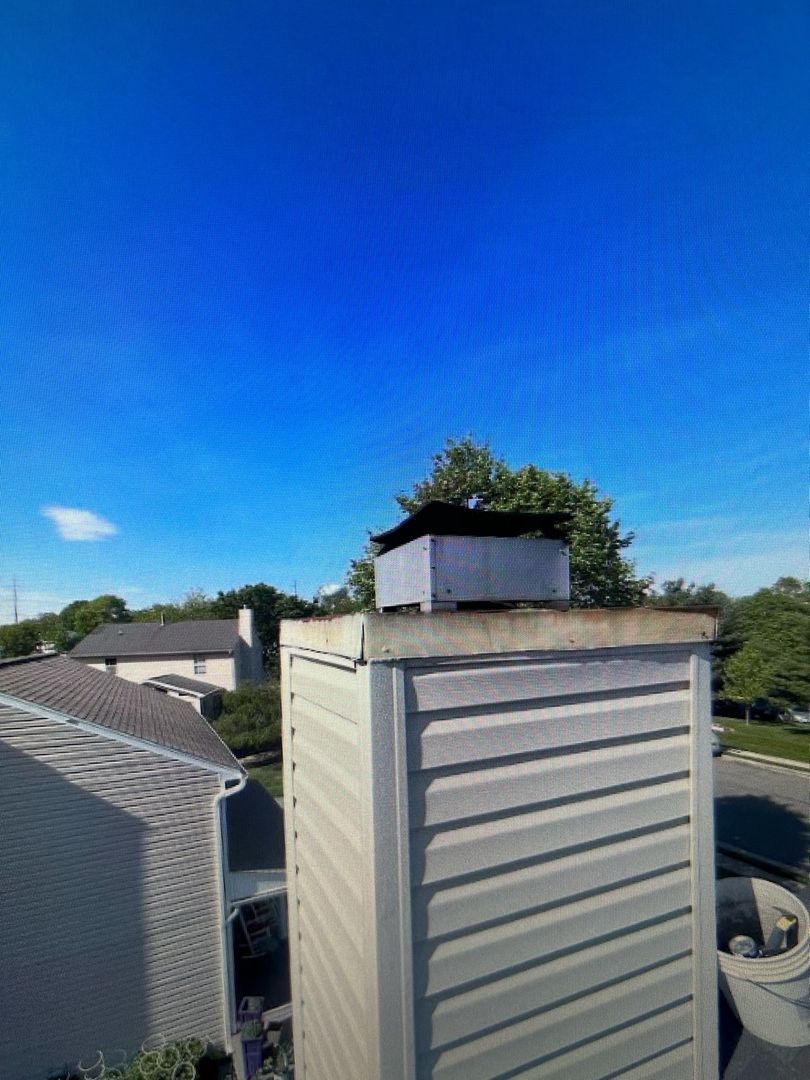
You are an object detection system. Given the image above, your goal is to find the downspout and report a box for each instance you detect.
[215,770,248,1052]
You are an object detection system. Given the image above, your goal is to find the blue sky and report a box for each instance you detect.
[0,2,806,621]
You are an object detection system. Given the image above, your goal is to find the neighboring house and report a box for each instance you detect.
[70,607,263,698]
[0,654,287,1080]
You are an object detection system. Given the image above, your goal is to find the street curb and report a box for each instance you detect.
[722,748,809,773]
[716,842,809,885]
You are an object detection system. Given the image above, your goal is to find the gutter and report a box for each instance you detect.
[215,770,248,1050]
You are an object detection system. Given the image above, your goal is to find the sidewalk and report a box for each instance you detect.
[722,747,809,772]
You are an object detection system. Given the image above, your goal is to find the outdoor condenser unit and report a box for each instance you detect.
[280,511,719,1080]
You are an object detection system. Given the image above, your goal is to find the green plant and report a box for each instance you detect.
[59,1038,211,1080]
[240,1021,264,1040]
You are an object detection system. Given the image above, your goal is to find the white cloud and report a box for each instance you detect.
[317,581,344,597]
[42,506,119,542]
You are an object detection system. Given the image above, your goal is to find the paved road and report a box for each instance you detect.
[714,755,809,873]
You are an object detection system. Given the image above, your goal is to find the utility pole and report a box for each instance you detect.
[12,579,18,624]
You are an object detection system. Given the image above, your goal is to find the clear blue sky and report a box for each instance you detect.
[1,2,806,621]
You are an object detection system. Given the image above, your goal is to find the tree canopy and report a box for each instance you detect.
[348,436,650,608]
[720,581,809,710]
[132,584,316,672]
[0,622,41,659]
[723,644,775,723]
[646,578,731,611]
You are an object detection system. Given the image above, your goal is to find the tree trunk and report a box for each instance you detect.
[745,703,750,725]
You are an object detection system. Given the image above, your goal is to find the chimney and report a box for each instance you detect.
[238,606,255,648]
[238,606,262,683]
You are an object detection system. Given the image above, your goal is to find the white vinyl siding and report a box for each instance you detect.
[405,649,698,1079]
[0,705,226,1080]
[283,654,369,1080]
[83,653,236,690]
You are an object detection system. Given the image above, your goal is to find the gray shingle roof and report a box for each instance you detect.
[0,654,242,773]
[144,673,225,696]
[70,619,240,658]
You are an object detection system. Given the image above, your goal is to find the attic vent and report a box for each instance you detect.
[372,501,571,612]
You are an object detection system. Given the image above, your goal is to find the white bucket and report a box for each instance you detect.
[716,877,810,1047]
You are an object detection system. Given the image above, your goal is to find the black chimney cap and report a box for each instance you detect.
[371,501,571,554]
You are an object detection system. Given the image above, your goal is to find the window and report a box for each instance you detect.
[193,656,207,674]
[104,657,117,674]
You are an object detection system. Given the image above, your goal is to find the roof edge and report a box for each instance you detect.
[0,688,244,779]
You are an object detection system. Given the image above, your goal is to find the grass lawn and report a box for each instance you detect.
[715,716,810,765]
[247,762,284,797]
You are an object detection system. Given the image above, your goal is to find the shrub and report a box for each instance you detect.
[214,680,281,756]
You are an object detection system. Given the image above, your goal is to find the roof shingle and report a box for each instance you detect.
[144,673,225,696]
[70,619,240,658]
[0,654,241,773]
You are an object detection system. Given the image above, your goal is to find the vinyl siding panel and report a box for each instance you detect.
[506,1007,694,1080]
[406,652,699,1079]
[85,654,237,690]
[425,958,694,1080]
[286,654,369,1080]
[415,867,693,999]
[0,706,226,1080]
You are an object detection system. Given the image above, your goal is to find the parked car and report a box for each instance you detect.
[712,733,723,757]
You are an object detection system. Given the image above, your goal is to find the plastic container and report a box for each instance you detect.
[242,1034,264,1077]
[238,995,264,1024]
[716,877,810,1046]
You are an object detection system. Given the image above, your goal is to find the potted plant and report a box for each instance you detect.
[198,1044,233,1080]
[241,1020,265,1078]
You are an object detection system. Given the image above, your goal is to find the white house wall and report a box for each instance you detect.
[83,654,237,690]
[0,704,227,1080]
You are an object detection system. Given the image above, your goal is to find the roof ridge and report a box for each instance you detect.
[0,652,53,669]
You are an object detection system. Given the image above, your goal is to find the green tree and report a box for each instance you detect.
[214,679,282,756]
[32,611,63,646]
[348,436,649,608]
[130,588,218,624]
[647,579,734,690]
[721,582,809,710]
[60,594,131,647]
[130,583,316,673]
[723,645,774,724]
[0,622,41,658]
[211,584,316,672]
[647,578,731,610]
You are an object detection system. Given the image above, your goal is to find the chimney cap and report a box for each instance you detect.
[371,501,570,555]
